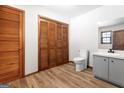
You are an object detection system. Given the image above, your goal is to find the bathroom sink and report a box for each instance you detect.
[105,53,120,56]
[93,52,124,59]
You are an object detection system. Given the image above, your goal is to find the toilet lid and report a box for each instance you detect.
[73,57,85,61]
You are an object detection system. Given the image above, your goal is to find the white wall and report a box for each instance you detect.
[70,5,124,66]
[12,5,70,75]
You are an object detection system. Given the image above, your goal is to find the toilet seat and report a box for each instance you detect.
[73,57,85,61]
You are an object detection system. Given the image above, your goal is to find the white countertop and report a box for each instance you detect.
[93,52,124,60]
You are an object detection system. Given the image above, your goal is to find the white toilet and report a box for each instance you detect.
[73,49,88,72]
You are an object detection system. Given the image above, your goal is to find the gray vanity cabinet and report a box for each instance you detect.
[109,58,124,86]
[93,55,124,87]
[93,56,109,80]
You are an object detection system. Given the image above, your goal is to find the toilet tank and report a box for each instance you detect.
[79,49,88,69]
[79,49,88,59]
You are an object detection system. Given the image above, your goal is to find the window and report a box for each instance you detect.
[101,31,112,44]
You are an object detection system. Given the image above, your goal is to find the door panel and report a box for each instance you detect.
[56,24,63,40]
[63,49,68,63]
[56,49,63,65]
[0,41,19,52]
[63,41,68,48]
[40,21,48,48]
[48,22,57,67]
[39,20,49,70]
[56,24,63,48]
[0,19,19,41]
[0,6,24,83]
[62,25,68,63]
[63,26,68,41]
[0,10,19,22]
[48,22,56,48]
[63,25,68,47]
[0,52,19,76]
[40,49,48,70]
[49,49,56,67]
[56,24,64,65]
[57,41,63,48]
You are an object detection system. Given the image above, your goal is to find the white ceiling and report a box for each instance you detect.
[41,5,102,19]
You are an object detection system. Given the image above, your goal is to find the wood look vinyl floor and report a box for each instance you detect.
[7,63,117,88]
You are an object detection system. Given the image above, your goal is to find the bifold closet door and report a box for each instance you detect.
[56,23,64,65]
[62,25,69,63]
[48,22,57,68]
[56,24,69,65]
[0,6,24,83]
[38,16,69,71]
[39,20,49,70]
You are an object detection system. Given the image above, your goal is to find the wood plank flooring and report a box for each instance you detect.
[7,63,117,88]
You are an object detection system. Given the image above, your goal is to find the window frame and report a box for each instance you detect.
[101,31,112,44]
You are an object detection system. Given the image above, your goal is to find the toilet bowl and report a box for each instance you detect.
[73,50,88,72]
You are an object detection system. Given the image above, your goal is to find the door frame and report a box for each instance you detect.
[0,5,25,78]
[38,16,40,71]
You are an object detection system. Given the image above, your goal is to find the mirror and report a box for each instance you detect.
[98,17,124,50]
[101,31,112,44]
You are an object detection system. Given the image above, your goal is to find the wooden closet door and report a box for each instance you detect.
[62,25,69,63]
[39,20,49,70]
[56,23,63,65]
[48,22,57,68]
[38,16,69,71]
[0,6,24,83]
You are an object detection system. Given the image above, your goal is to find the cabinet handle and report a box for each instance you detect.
[111,60,114,63]
[104,59,106,61]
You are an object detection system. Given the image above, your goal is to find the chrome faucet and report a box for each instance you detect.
[108,49,114,53]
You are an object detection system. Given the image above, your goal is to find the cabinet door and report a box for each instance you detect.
[93,56,109,80]
[109,58,124,86]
